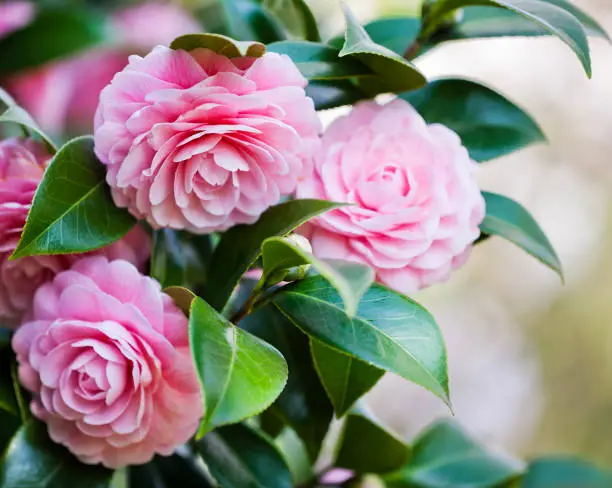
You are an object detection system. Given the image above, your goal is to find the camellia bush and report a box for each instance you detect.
[1,0,611,487]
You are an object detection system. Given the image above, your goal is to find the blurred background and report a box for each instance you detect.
[2,0,612,467]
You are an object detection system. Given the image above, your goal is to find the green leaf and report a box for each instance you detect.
[401,78,545,162]
[264,0,321,42]
[11,136,136,259]
[383,420,524,488]
[306,80,367,110]
[197,423,293,488]
[151,230,212,289]
[221,0,287,43]
[0,329,10,349]
[189,297,288,435]
[335,408,411,474]
[0,7,106,75]
[242,305,333,462]
[170,33,266,58]
[421,0,592,76]
[0,420,112,488]
[339,2,426,94]
[202,199,343,312]
[164,286,196,316]
[480,192,563,279]
[310,340,383,417]
[262,236,374,316]
[0,88,56,153]
[272,276,450,406]
[0,348,18,417]
[520,457,612,488]
[129,454,213,488]
[267,41,370,80]
[0,410,20,456]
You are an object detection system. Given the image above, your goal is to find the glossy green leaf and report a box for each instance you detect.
[197,423,292,488]
[339,2,426,93]
[151,230,212,289]
[0,88,56,153]
[12,136,136,259]
[189,297,288,435]
[364,17,421,55]
[202,199,342,312]
[262,236,374,316]
[0,8,106,75]
[0,420,112,488]
[306,80,366,110]
[221,0,286,43]
[335,408,410,474]
[421,0,592,76]
[267,41,369,80]
[170,33,266,58]
[401,78,545,162]
[384,420,524,488]
[311,340,384,417]
[129,454,213,488]
[272,276,450,406]
[264,0,321,42]
[480,192,563,279]
[242,305,333,461]
[520,457,612,488]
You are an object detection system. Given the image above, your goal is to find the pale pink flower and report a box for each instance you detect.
[297,99,485,294]
[12,256,202,468]
[5,2,200,134]
[94,46,321,233]
[0,1,33,38]
[0,138,150,327]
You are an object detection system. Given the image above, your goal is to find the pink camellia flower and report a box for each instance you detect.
[94,46,321,233]
[0,1,33,38]
[12,256,202,468]
[0,138,150,326]
[297,99,485,294]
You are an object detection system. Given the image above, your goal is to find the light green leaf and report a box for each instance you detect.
[262,236,374,316]
[384,420,524,487]
[272,276,450,406]
[421,0,592,76]
[520,457,612,488]
[339,2,426,93]
[189,297,288,435]
[311,340,383,417]
[401,78,545,162]
[335,408,410,474]
[12,136,136,259]
[264,0,321,42]
[202,199,343,312]
[0,420,112,488]
[197,423,293,488]
[480,192,563,279]
[170,33,266,58]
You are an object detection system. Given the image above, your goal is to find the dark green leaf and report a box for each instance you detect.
[421,0,592,76]
[0,347,18,417]
[339,3,426,93]
[520,457,612,488]
[129,454,213,488]
[0,420,112,488]
[267,41,370,80]
[12,136,136,259]
[151,230,212,289]
[336,408,410,474]
[480,192,563,279]
[197,423,292,488]
[305,80,367,110]
[262,237,374,316]
[0,8,106,75]
[202,199,342,312]
[220,0,287,43]
[0,410,20,455]
[401,78,545,162]
[264,0,321,42]
[0,329,10,348]
[383,420,524,488]
[170,33,266,58]
[311,341,383,417]
[242,305,333,462]
[272,276,450,406]
[189,297,288,435]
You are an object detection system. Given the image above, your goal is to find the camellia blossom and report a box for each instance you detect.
[0,138,150,326]
[94,46,321,233]
[12,257,202,468]
[297,99,485,294]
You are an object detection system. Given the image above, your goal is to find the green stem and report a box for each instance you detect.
[230,276,266,324]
